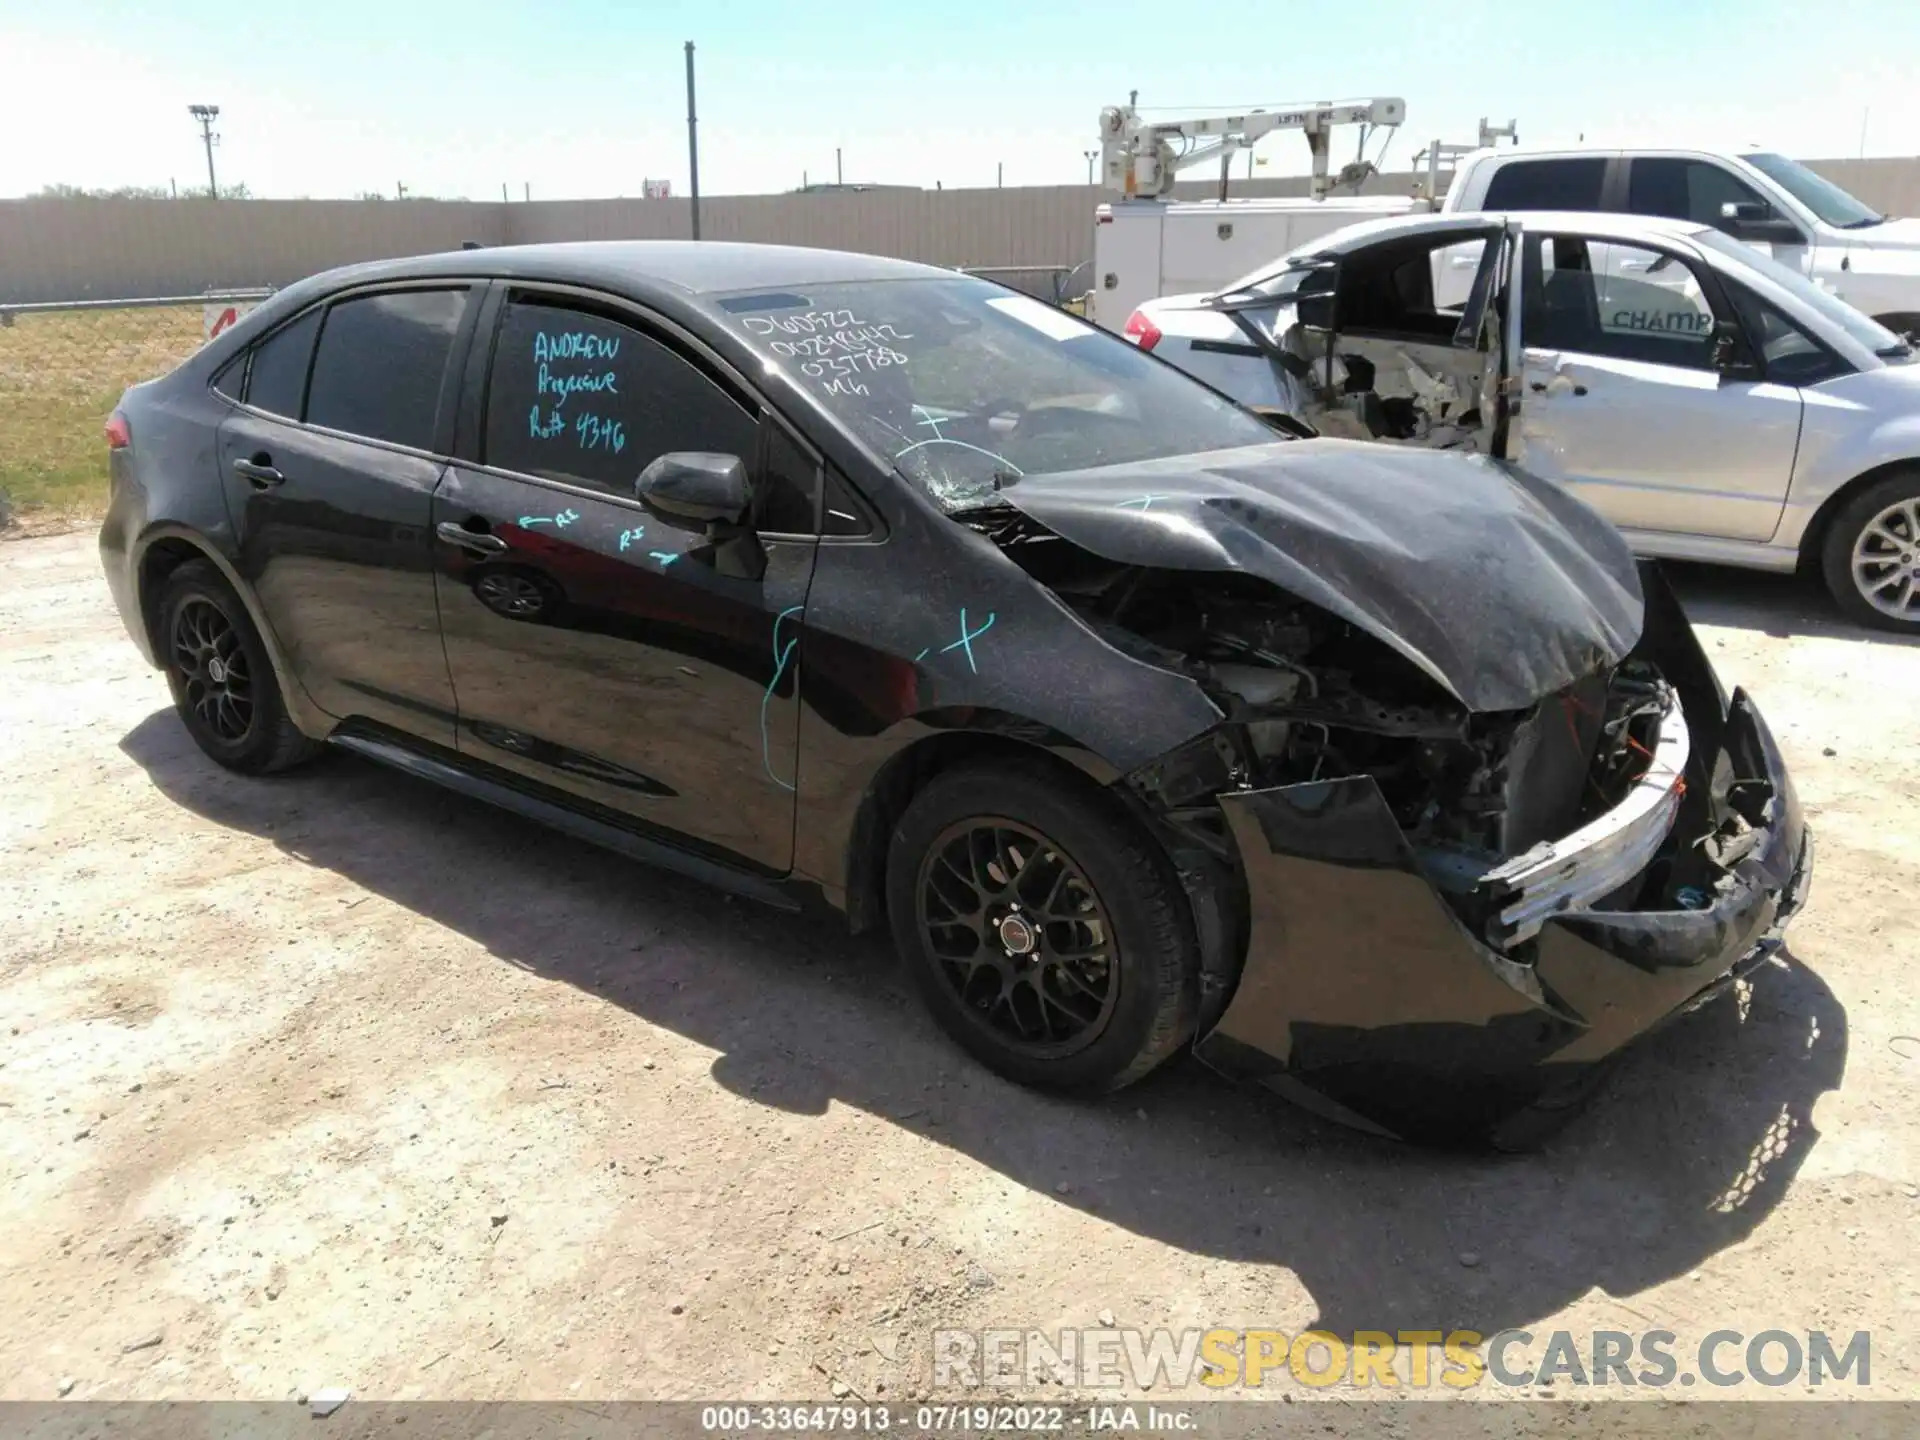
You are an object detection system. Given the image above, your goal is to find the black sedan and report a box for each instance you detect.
[99,242,1812,1146]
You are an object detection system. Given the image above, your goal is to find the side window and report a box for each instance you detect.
[483,296,759,497]
[1526,236,1719,369]
[1481,158,1607,212]
[1627,158,1768,227]
[1723,282,1850,386]
[821,467,872,537]
[242,307,323,419]
[306,289,468,450]
[759,423,820,534]
[1336,234,1488,340]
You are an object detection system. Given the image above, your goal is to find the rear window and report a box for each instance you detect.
[242,308,322,419]
[306,289,468,450]
[1482,157,1606,212]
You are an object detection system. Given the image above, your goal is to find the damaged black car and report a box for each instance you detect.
[99,242,1813,1147]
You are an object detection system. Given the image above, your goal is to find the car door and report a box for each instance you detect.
[216,284,479,745]
[1623,155,1811,274]
[1505,232,1802,542]
[431,283,823,875]
[1434,155,1617,314]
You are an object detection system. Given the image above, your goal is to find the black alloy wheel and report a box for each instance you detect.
[171,595,255,743]
[886,760,1199,1095]
[916,818,1120,1059]
[157,559,321,774]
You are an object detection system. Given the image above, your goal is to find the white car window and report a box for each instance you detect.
[1525,236,1718,370]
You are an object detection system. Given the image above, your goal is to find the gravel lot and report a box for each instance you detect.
[2,528,1916,1404]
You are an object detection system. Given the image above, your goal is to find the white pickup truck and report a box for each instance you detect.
[1092,145,1920,335]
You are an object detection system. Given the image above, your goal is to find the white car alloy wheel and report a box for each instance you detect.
[1850,496,1920,621]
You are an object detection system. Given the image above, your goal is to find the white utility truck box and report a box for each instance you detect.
[1089,194,1429,332]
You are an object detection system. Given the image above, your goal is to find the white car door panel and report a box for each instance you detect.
[1511,350,1801,540]
[1508,234,1801,543]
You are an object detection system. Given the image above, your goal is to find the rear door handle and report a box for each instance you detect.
[435,521,508,555]
[232,457,284,487]
[1529,380,1590,396]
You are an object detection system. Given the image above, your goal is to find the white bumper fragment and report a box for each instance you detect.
[1483,687,1691,946]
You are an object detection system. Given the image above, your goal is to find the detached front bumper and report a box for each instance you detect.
[1192,585,1812,1146]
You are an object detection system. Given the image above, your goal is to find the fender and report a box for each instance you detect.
[130,521,337,740]
[811,708,1125,928]
[1777,379,1920,552]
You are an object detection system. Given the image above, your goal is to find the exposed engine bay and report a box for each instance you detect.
[965,505,1763,952]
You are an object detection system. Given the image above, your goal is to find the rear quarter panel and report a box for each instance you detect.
[101,371,242,657]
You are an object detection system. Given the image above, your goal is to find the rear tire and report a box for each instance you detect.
[158,560,321,774]
[1818,469,1920,633]
[885,759,1198,1094]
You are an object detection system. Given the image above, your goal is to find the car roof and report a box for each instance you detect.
[1211,209,1716,297]
[201,240,965,368]
[1461,143,1771,162]
[297,240,952,300]
[1302,209,1715,257]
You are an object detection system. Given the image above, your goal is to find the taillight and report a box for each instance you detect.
[104,411,131,450]
[1123,309,1162,352]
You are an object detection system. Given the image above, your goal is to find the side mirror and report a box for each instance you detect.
[1717,200,1803,245]
[633,452,765,580]
[1711,321,1759,378]
[635,452,753,528]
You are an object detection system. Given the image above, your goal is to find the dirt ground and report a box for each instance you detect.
[1,528,1916,1406]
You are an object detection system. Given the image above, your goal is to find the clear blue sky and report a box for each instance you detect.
[4,0,1917,199]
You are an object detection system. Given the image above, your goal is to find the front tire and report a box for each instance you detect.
[159,560,321,774]
[1819,470,1920,633]
[885,759,1198,1094]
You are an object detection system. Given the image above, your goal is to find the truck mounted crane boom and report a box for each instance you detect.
[1098,97,1408,201]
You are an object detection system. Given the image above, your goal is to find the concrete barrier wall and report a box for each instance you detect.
[4,159,1916,304]
[0,199,507,303]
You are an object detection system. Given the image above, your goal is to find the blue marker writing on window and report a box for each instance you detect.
[533,332,621,363]
[649,551,680,568]
[537,365,619,406]
[618,526,646,552]
[574,414,627,453]
[528,405,566,440]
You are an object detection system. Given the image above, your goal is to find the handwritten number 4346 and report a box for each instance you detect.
[527,405,626,454]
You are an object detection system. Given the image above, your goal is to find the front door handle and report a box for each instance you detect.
[436,521,509,555]
[232,457,284,487]
[1529,380,1590,395]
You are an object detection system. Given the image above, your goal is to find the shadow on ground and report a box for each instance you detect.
[121,701,1846,1341]
[1666,559,1920,648]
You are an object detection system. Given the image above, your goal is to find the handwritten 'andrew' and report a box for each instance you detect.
[533,331,621,362]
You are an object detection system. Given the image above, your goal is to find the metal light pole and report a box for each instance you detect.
[684,42,702,240]
[1083,149,1098,184]
[188,104,221,199]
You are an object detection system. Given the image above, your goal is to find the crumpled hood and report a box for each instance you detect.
[983,438,1645,713]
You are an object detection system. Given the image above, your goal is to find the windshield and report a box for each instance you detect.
[1692,229,1911,360]
[1740,152,1884,229]
[716,279,1278,509]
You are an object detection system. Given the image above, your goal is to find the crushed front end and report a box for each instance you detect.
[1113,560,1812,1145]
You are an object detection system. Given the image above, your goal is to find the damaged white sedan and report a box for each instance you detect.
[1126,210,1920,632]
